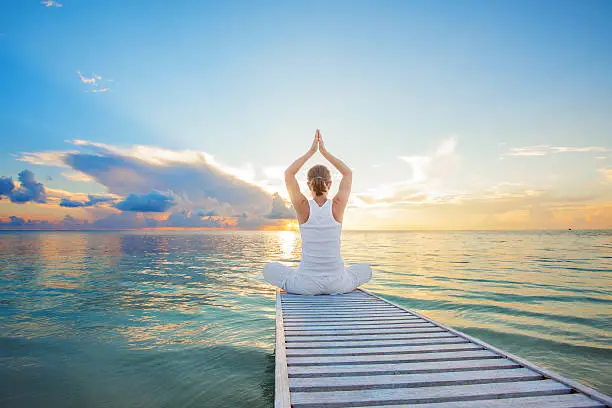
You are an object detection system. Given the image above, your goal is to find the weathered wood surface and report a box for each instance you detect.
[274,288,612,408]
[274,291,291,408]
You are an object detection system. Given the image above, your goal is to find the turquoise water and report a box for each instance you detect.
[1,230,610,407]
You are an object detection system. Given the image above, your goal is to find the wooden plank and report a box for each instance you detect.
[284,323,435,331]
[285,332,455,342]
[282,301,395,307]
[282,296,376,299]
[285,327,446,336]
[284,315,421,322]
[288,358,519,376]
[283,311,404,317]
[287,337,466,349]
[274,291,290,408]
[285,322,431,329]
[284,318,425,324]
[282,297,382,301]
[287,343,482,357]
[282,306,399,312]
[285,319,421,325]
[282,293,367,299]
[281,293,370,298]
[281,299,384,303]
[361,289,612,407]
[289,379,570,406]
[290,367,542,391]
[282,302,385,307]
[283,308,399,313]
[284,300,373,303]
[287,349,493,365]
[283,304,403,310]
[284,312,403,317]
[361,394,606,408]
[282,302,387,307]
[281,292,368,296]
[283,311,414,318]
[282,293,367,297]
[282,300,397,307]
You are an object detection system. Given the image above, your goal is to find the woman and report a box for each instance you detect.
[263,129,372,295]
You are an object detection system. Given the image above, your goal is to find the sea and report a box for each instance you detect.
[1,230,610,407]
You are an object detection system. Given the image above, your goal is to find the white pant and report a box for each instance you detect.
[263,262,372,295]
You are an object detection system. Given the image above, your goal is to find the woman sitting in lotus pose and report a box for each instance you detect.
[263,129,372,295]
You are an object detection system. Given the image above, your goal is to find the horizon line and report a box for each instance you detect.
[0,228,610,232]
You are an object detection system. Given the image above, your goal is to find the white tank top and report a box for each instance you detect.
[298,198,344,276]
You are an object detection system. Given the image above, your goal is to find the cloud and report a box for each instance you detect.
[398,156,430,183]
[66,139,258,180]
[399,136,458,184]
[62,215,80,226]
[0,216,52,229]
[164,210,228,228]
[0,163,290,229]
[114,190,176,212]
[0,170,47,204]
[356,137,460,208]
[41,1,62,7]
[42,140,275,215]
[92,212,157,229]
[197,209,217,217]
[348,178,612,230]
[43,187,116,206]
[257,165,291,198]
[435,137,458,157]
[59,194,115,208]
[235,213,272,229]
[87,195,115,205]
[599,168,612,182]
[265,192,295,219]
[2,216,25,226]
[421,184,611,229]
[505,145,610,157]
[85,209,233,229]
[262,166,285,180]
[0,177,15,196]
[9,141,299,228]
[1,168,118,211]
[61,171,94,182]
[85,88,110,94]
[352,183,434,208]
[59,198,88,208]
[77,72,111,93]
[77,71,102,85]
[17,150,73,167]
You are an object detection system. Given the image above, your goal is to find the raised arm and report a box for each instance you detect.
[284,132,318,223]
[318,131,352,222]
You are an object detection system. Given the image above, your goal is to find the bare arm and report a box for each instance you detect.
[319,132,352,222]
[284,133,318,223]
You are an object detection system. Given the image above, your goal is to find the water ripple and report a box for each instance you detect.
[0,229,611,406]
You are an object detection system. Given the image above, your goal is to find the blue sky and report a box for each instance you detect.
[1,0,611,229]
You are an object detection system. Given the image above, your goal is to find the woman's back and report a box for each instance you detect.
[299,199,343,275]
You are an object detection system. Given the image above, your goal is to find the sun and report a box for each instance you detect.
[259,219,299,231]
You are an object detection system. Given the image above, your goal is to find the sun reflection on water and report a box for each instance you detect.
[277,230,298,260]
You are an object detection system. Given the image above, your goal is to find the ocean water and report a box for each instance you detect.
[0,230,610,407]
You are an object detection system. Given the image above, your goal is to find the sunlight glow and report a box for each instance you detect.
[277,230,298,259]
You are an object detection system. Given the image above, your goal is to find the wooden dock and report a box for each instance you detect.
[274,289,612,408]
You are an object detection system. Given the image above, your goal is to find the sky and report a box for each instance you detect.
[1,0,611,230]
